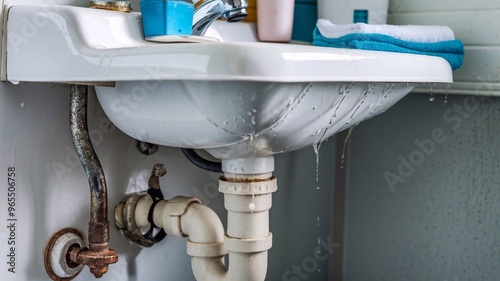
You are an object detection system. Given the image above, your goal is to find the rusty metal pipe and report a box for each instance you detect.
[69,85,118,278]
[70,85,109,251]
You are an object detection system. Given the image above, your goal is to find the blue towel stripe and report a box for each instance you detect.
[312,27,464,70]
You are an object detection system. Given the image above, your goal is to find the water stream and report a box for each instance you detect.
[313,143,321,190]
[444,84,451,104]
[341,127,354,169]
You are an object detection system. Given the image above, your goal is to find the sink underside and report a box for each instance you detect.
[4,5,453,159]
[96,81,415,159]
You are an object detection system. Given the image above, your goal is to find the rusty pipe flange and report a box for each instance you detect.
[76,248,119,278]
[44,228,85,281]
[89,0,132,12]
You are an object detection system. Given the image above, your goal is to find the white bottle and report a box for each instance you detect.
[257,0,295,42]
[318,0,389,24]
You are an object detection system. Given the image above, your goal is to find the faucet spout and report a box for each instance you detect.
[192,0,248,36]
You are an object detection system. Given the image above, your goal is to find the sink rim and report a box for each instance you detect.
[5,5,453,84]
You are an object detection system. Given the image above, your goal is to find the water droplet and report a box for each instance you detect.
[334,94,346,117]
[444,84,451,104]
[313,143,321,188]
[312,129,321,137]
[249,193,255,213]
[20,102,24,108]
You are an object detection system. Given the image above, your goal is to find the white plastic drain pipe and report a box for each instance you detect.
[134,157,277,281]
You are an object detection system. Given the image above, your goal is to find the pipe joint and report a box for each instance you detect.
[224,193,272,213]
[187,240,228,257]
[153,196,202,237]
[88,222,110,250]
[224,233,273,253]
[219,178,278,195]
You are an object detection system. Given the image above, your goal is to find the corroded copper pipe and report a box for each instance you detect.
[69,85,118,278]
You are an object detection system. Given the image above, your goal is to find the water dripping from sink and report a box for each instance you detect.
[444,84,451,104]
[315,84,353,155]
[350,91,369,119]
[255,83,313,138]
[340,127,354,169]
[429,84,435,102]
[334,84,351,117]
[352,84,374,118]
[315,237,323,260]
[313,143,321,190]
[249,193,255,214]
[334,95,346,117]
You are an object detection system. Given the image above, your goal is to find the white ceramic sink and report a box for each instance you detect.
[4,5,453,160]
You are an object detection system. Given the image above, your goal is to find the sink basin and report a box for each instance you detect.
[4,5,453,160]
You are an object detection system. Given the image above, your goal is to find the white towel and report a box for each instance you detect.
[317,19,456,43]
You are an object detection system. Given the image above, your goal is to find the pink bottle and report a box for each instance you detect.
[257,0,295,42]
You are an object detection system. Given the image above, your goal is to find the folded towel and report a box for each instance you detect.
[313,21,464,70]
[316,19,456,43]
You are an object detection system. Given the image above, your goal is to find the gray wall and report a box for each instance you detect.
[0,81,335,281]
[345,93,500,281]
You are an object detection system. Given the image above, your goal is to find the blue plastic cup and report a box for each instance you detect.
[140,0,194,37]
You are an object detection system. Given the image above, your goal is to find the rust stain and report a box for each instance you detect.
[220,176,275,183]
[89,1,132,12]
[75,248,119,278]
[44,228,84,281]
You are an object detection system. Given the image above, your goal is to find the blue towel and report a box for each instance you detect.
[312,27,464,70]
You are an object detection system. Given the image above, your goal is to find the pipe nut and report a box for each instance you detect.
[154,197,202,237]
[186,240,228,257]
[224,233,273,253]
[219,178,277,195]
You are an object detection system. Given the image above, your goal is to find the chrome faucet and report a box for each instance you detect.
[192,0,248,36]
